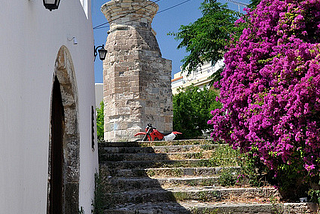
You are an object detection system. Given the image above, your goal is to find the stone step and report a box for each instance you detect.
[99,140,215,148]
[100,158,236,169]
[104,201,318,214]
[100,151,213,162]
[102,176,219,192]
[100,146,156,154]
[99,144,219,154]
[182,201,275,214]
[104,202,274,214]
[101,166,240,178]
[97,140,290,213]
[104,187,278,206]
[157,176,218,188]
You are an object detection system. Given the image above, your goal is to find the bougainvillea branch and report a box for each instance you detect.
[208,0,320,179]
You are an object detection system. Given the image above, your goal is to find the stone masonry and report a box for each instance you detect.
[101,0,173,141]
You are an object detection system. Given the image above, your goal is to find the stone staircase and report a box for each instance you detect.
[98,140,317,214]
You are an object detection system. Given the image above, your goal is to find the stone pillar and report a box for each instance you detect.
[101,0,173,142]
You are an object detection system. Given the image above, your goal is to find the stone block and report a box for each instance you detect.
[64,183,79,214]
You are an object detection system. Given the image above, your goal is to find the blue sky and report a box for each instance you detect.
[92,0,250,83]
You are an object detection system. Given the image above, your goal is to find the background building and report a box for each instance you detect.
[171,60,224,94]
[95,83,104,108]
[0,1,98,213]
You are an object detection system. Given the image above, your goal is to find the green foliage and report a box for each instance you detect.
[218,168,237,186]
[205,144,272,187]
[239,151,270,187]
[270,195,284,214]
[173,85,221,139]
[171,0,241,74]
[308,176,320,204]
[308,188,320,204]
[171,0,262,84]
[273,165,309,201]
[190,207,219,214]
[91,173,105,214]
[248,0,261,9]
[208,64,225,85]
[96,101,104,141]
[210,144,240,167]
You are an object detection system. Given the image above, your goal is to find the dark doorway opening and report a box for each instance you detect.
[49,76,65,214]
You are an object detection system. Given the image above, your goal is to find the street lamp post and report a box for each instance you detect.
[94,45,107,61]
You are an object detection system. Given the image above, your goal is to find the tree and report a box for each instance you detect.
[172,0,260,82]
[248,0,260,9]
[208,0,320,199]
[172,0,240,74]
[173,85,221,139]
[96,101,104,141]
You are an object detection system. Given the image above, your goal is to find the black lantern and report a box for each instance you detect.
[43,0,61,11]
[94,45,107,61]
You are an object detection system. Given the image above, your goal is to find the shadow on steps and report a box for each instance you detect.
[98,141,193,214]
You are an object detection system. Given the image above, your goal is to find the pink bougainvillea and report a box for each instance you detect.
[209,0,320,178]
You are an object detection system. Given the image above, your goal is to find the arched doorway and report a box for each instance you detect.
[49,76,64,214]
[47,46,80,214]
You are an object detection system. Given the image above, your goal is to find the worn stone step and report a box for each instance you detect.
[99,140,214,148]
[101,166,240,178]
[157,176,218,188]
[154,144,219,153]
[100,159,207,169]
[100,146,156,154]
[100,158,236,169]
[102,176,219,192]
[100,151,213,162]
[146,166,241,178]
[104,201,319,214]
[104,187,278,206]
[99,144,219,154]
[181,201,275,214]
[104,201,276,214]
[103,202,195,214]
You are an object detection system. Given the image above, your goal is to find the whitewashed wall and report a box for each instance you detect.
[95,83,104,108]
[0,0,98,213]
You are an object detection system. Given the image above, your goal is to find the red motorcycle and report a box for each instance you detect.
[134,124,182,141]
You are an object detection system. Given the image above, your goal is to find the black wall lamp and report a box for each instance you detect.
[43,0,61,11]
[94,45,107,61]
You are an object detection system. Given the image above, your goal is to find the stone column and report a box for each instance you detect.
[101,0,173,141]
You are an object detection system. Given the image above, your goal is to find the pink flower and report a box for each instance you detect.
[209,0,320,181]
[305,164,315,172]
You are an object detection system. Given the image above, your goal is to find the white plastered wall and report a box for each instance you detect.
[0,0,98,213]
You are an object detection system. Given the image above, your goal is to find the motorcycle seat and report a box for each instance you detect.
[161,132,172,135]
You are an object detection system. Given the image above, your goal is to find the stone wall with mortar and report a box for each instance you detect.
[101,0,173,141]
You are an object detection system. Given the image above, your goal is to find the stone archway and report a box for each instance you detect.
[47,46,80,214]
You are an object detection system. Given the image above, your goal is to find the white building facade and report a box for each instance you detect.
[0,1,98,213]
[95,83,103,108]
[171,60,224,94]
